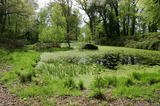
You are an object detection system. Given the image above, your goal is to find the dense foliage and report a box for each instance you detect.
[0,0,160,49]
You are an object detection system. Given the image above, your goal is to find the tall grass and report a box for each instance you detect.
[90,71,160,101]
[37,62,105,79]
[0,49,82,106]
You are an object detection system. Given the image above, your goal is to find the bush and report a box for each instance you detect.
[91,76,105,89]
[87,89,105,99]
[132,72,160,85]
[148,40,160,50]
[82,44,98,50]
[132,72,141,80]
[118,78,134,87]
[20,71,35,83]
[103,76,118,87]
[64,77,76,89]
[30,42,61,51]
[126,32,160,51]
[78,79,85,90]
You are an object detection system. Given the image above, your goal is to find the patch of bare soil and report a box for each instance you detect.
[0,83,25,106]
[55,90,160,106]
[0,65,13,73]
[55,95,160,106]
[0,65,26,106]
[56,95,102,106]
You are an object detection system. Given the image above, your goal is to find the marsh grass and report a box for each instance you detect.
[37,62,105,79]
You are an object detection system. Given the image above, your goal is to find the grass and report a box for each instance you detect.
[0,44,160,105]
[0,49,82,104]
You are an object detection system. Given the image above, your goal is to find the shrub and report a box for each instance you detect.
[20,70,35,83]
[87,89,105,100]
[118,78,134,87]
[103,76,118,87]
[132,72,141,80]
[30,42,61,51]
[78,79,85,90]
[126,32,160,51]
[91,76,105,89]
[82,44,98,50]
[148,40,160,50]
[132,72,160,85]
[64,77,76,89]
[20,72,33,83]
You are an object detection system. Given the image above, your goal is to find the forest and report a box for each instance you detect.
[0,0,160,105]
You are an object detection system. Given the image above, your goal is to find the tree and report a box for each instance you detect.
[139,0,160,32]
[75,0,97,38]
[38,6,65,43]
[0,0,37,40]
[37,1,81,45]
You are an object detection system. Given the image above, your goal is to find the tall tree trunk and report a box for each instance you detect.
[112,2,120,36]
[142,23,146,34]
[1,14,6,32]
[149,22,157,32]
[88,15,94,38]
[127,15,130,36]
[109,10,113,37]
[131,0,136,36]
[66,0,71,48]
[98,9,108,37]
[127,0,130,36]
[123,17,126,36]
[15,21,18,38]
[148,23,151,32]
[103,20,108,37]
[131,15,136,35]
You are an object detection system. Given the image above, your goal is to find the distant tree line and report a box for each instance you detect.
[0,0,160,46]
[76,0,160,41]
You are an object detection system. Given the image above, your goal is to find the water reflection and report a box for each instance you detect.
[78,55,140,69]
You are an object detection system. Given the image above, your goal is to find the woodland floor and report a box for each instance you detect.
[0,83,25,106]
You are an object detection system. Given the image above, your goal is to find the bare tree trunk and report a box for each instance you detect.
[112,1,120,36]
[123,17,126,36]
[127,14,130,36]
[131,0,136,36]
[131,16,135,35]
[67,0,71,48]
[2,14,6,32]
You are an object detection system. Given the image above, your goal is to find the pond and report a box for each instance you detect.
[77,53,158,69]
